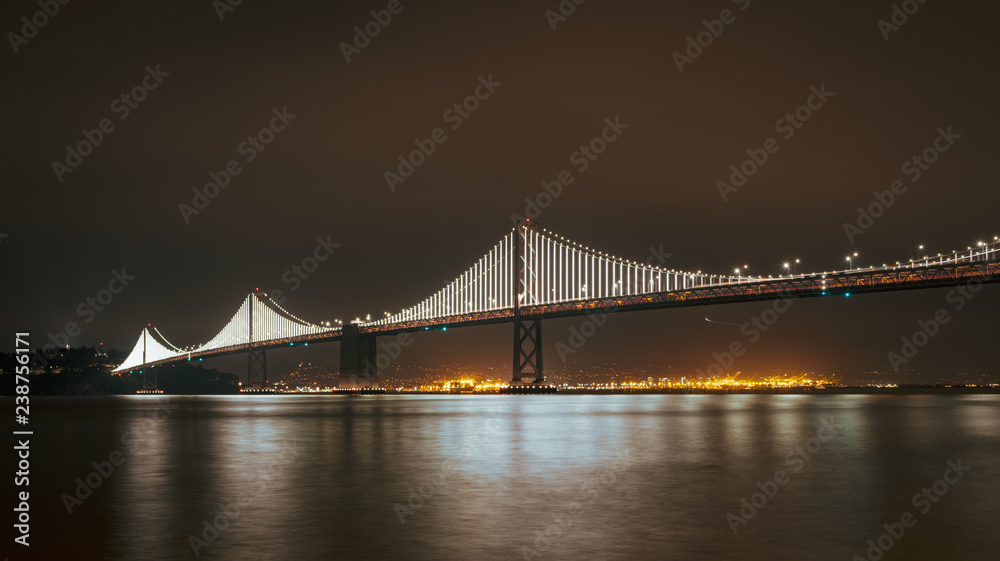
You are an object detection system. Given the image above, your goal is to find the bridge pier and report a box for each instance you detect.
[339,324,379,389]
[248,348,268,387]
[141,366,158,391]
[513,318,544,384]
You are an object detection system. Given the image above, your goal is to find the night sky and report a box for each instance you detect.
[3,0,998,380]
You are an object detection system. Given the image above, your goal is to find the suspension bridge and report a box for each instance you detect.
[112,223,1000,389]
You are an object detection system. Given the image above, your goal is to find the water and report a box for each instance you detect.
[13,393,1000,560]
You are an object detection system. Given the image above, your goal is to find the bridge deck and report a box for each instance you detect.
[124,259,999,371]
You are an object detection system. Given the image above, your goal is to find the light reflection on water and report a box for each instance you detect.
[24,393,1000,560]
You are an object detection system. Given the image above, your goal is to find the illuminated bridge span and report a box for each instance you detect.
[114,223,1000,388]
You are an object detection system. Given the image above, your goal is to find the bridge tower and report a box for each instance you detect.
[339,323,378,389]
[140,329,159,391]
[248,349,268,387]
[247,292,268,387]
[512,220,544,385]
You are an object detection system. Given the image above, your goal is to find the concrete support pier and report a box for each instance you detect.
[339,324,378,389]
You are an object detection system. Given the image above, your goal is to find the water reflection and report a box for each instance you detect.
[25,393,1000,560]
